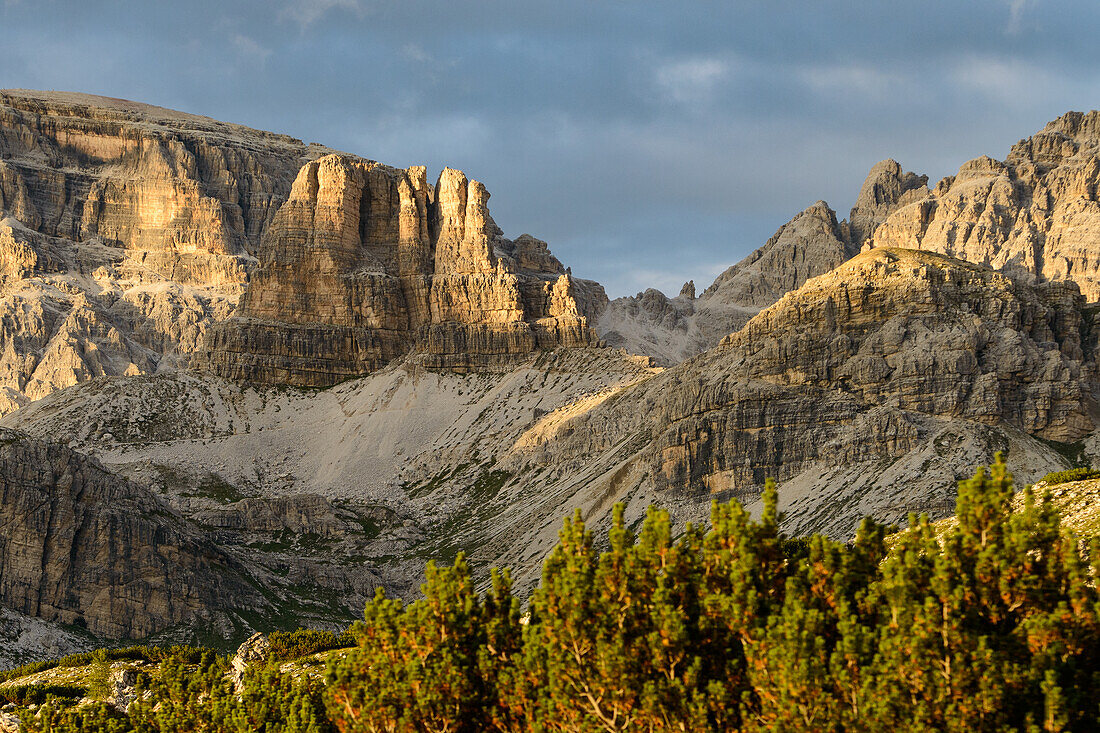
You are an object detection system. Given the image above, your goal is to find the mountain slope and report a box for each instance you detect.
[0,89,605,408]
[4,97,1100,655]
[0,428,265,639]
[869,111,1100,300]
[597,160,928,364]
[509,248,1092,550]
[8,249,1088,598]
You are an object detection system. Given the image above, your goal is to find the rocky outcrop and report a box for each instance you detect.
[868,111,1100,301]
[0,428,264,638]
[685,247,1090,473]
[598,164,937,367]
[522,248,1093,538]
[0,89,319,413]
[196,157,607,385]
[846,159,930,247]
[598,201,855,364]
[704,201,856,307]
[0,90,606,404]
[230,632,270,690]
[193,494,352,538]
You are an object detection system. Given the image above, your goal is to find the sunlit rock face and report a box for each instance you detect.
[196,156,607,386]
[515,248,1093,534]
[597,162,929,365]
[0,89,316,412]
[868,111,1100,302]
[0,90,606,402]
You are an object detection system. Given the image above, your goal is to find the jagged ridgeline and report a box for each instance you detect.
[4,89,1100,665]
[0,88,607,407]
[4,462,1100,731]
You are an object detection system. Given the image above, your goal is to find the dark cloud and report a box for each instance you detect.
[1,0,1097,295]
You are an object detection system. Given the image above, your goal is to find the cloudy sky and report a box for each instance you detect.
[1,0,1096,296]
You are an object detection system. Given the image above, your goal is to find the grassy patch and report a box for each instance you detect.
[180,473,245,504]
[469,467,512,503]
[415,463,516,564]
[403,462,472,499]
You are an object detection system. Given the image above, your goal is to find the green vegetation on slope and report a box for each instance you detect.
[1041,466,1100,486]
[267,629,356,664]
[10,457,1100,731]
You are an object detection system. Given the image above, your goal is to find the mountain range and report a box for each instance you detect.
[1,89,1099,663]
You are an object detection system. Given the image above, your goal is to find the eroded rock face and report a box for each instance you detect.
[197,157,607,385]
[525,249,1093,510]
[0,89,318,412]
[598,201,855,363]
[704,201,855,307]
[230,632,270,690]
[869,111,1100,301]
[847,159,930,247]
[0,90,607,402]
[0,428,264,638]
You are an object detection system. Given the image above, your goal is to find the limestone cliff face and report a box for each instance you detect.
[197,156,607,385]
[0,428,264,638]
[703,201,855,307]
[0,90,318,412]
[598,159,934,366]
[0,90,309,264]
[0,90,606,402]
[868,111,1100,301]
[846,159,930,247]
[527,249,1092,513]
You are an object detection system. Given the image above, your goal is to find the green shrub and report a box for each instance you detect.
[0,683,86,706]
[9,459,1100,731]
[267,628,355,663]
[86,649,112,701]
[1040,466,1100,485]
[0,644,207,683]
[20,700,132,732]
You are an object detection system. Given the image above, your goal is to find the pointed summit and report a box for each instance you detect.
[847,159,929,247]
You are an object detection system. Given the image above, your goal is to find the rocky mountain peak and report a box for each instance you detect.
[194,152,607,385]
[847,159,930,246]
[701,199,852,307]
[867,110,1100,301]
[0,90,606,403]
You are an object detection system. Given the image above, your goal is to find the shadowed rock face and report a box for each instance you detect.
[195,157,607,385]
[0,428,264,638]
[847,159,930,248]
[703,200,856,308]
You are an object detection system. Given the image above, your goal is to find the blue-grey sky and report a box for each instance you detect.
[1,0,1097,296]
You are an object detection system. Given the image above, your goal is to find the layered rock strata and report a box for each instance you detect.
[598,160,930,364]
[846,159,930,247]
[0,89,319,412]
[598,200,860,363]
[0,428,263,638]
[0,89,606,403]
[868,111,1100,301]
[525,249,1092,527]
[196,157,607,385]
